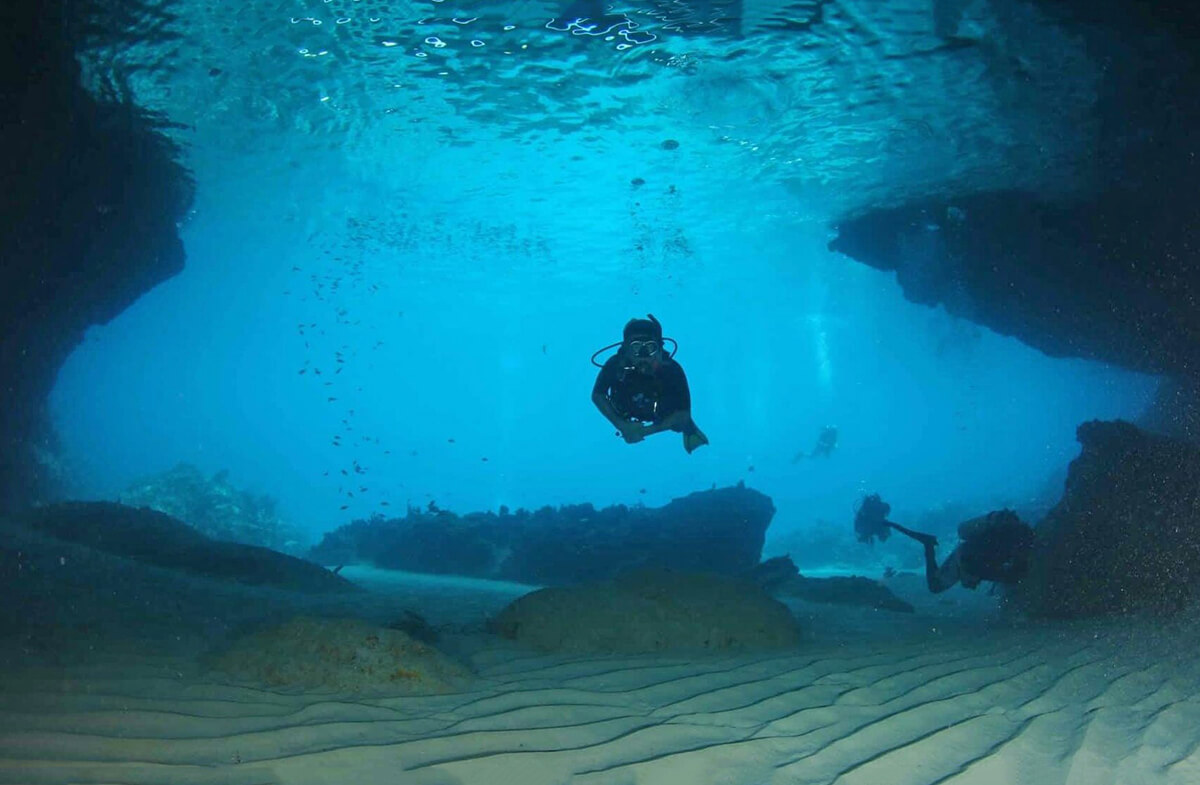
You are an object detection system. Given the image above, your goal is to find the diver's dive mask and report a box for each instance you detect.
[625,339,660,359]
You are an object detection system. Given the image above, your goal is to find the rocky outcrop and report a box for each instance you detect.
[1017,421,1200,618]
[0,0,193,511]
[746,555,914,613]
[309,484,775,585]
[828,190,1199,378]
[16,502,354,594]
[830,2,1200,382]
[490,568,802,654]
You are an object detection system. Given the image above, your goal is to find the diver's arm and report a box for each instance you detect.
[592,363,630,431]
[592,391,635,432]
[643,409,692,435]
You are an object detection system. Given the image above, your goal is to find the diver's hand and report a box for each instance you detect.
[620,422,646,443]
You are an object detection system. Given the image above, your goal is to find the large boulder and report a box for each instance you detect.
[490,568,802,654]
[1017,421,1200,618]
[310,483,775,585]
[207,617,471,694]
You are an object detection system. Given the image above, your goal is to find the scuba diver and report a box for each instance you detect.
[793,425,838,462]
[854,493,896,543]
[591,314,709,453]
[855,494,1035,593]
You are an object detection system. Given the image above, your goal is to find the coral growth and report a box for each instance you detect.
[120,463,305,553]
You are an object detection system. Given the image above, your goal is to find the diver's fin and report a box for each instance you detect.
[683,429,709,454]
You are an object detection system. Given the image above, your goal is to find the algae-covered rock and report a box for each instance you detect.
[491,568,802,654]
[209,617,471,694]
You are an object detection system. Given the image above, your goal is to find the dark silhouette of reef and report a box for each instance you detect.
[1017,421,1200,618]
[309,484,774,585]
[15,502,354,594]
[0,0,193,512]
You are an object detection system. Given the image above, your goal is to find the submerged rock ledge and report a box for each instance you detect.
[310,483,774,585]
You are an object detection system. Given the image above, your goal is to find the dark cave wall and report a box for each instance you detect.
[828,188,1200,378]
[829,0,1200,387]
[1016,420,1200,618]
[0,0,193,511]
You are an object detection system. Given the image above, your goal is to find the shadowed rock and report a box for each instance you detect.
[0,0,193,511]
[17,502,355,594]
[747,555,914,613]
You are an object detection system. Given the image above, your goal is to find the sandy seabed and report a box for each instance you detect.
[2,566,1200,785]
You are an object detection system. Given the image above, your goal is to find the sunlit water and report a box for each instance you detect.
[57,0,1153,552]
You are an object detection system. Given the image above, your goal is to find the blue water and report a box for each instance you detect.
[52,0,1154,557]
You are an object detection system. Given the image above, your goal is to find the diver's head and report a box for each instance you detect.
[622,314,663,371]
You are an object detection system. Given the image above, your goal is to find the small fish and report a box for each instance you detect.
[380,501,390,506]
[447,438,456,443]
[298,369,306,375]
[340,505,349,510]
[481,457,489,462]
[341,469,349,476]
[327,397,337,402]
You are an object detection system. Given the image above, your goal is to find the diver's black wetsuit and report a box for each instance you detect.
[890,511,1033,593]
[592,354,697,433]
